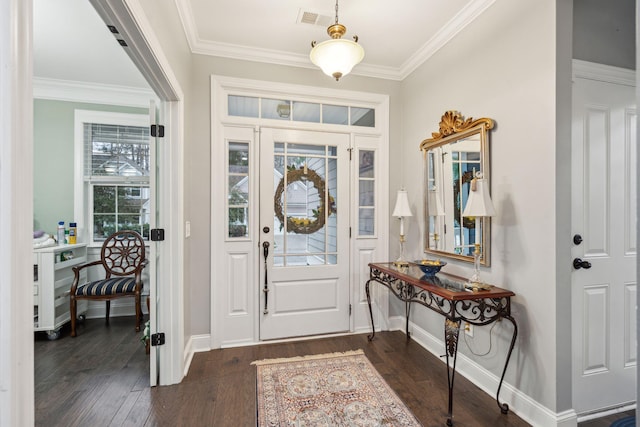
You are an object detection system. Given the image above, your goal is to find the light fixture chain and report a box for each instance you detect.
[335,0,339,24]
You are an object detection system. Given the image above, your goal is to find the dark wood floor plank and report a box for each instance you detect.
[108,389,145,427]
[36,317,626,427]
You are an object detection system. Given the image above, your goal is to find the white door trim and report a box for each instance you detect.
[0,0,35,425]
[573,59,636,87]
[89,0,185,386]
[211,76,390,348]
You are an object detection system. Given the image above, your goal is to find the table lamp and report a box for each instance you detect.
[428,187,445,249]
[392,189,413,267]
[462,173,495,290]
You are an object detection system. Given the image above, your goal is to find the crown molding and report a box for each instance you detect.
[572,59,636,87]
[174,0,401,80]
[33,77,156,107]
[174,0,495,82]
[398,0,496,80]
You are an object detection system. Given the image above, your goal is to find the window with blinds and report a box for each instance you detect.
[83,122,150,241]
[84,123,150,179]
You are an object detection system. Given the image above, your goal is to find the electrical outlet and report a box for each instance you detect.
[464,322,474,337]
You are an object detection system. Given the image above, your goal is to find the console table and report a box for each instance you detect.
[366,262,517,426]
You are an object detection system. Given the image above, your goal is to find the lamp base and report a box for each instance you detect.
[393,233,409,268]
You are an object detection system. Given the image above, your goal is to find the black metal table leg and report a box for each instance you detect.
[495,315,518,414]
[444,318,461,426]
[405,296,411,340]
[366,279,376,341]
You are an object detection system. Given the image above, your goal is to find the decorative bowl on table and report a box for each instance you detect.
[411,259,447,277]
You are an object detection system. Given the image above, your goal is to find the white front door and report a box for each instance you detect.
[259,128,350,340]
[571,68,637,414]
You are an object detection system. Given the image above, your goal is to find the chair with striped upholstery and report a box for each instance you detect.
[70,230,146,337]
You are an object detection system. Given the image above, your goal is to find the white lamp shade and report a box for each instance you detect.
[462,178,496,217]
[428,189,445,216]
[310,38,364,80]
[392,190,413,218]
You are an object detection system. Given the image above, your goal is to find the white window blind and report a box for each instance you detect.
[83,123,150,180]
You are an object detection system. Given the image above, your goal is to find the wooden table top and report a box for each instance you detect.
[369,262,515,301]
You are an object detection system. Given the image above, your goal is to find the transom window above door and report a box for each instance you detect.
[227,95,375,128]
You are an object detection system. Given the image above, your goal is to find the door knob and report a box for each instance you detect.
[573,258,591,270]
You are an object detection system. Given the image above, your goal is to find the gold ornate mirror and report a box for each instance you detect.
[420,111,494,266]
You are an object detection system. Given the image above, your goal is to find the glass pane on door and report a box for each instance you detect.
[273,142,338,267]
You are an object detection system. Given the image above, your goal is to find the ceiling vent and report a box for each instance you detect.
[297,9,333,27]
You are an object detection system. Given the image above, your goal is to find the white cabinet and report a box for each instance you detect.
[33,243,89,339]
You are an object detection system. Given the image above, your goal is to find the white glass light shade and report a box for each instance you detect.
[392,190,413,218]
[310,38,365,81]
[462,178,496,217]
[428,189,445,216]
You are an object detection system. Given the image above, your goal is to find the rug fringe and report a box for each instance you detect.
[251,349,364,366]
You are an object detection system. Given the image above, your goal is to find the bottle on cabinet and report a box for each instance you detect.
[57,221,65,245]
[68,222,77,244]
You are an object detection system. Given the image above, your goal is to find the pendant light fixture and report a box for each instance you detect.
[310,0,364,81]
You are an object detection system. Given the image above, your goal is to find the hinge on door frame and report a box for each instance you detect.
[151,332,165,346]
[150,228,165,241]
[349,227,352,238]
[151,124,165,138]
[349,304,352,316]
[347,147,353,161]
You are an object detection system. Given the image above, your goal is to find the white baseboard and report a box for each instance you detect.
[388,316,578,427]
[191,334,212,353]
[182,334,212,378]
[183,335,194,378]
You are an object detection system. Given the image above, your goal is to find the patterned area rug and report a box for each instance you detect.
[253,349,422,426]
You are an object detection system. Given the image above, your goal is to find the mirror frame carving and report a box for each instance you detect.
[419,111,494,266]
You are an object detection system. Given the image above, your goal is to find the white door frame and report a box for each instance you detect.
[89,0,186,386]
[0,1,35,425]
[210,76,390,348]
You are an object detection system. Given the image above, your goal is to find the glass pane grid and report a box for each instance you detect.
[92,184,149,241]
[227,95,375,128]
[358,150,375,236]
[274,142,337,266]
[87,124,150,178]
[228,141,250,238]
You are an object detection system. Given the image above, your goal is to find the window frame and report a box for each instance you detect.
[74,109,150,246]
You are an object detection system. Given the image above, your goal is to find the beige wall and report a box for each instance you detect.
[138,0,575,415]
[399,0,563,411]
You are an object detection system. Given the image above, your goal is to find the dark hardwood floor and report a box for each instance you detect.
[34,317,628,427]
